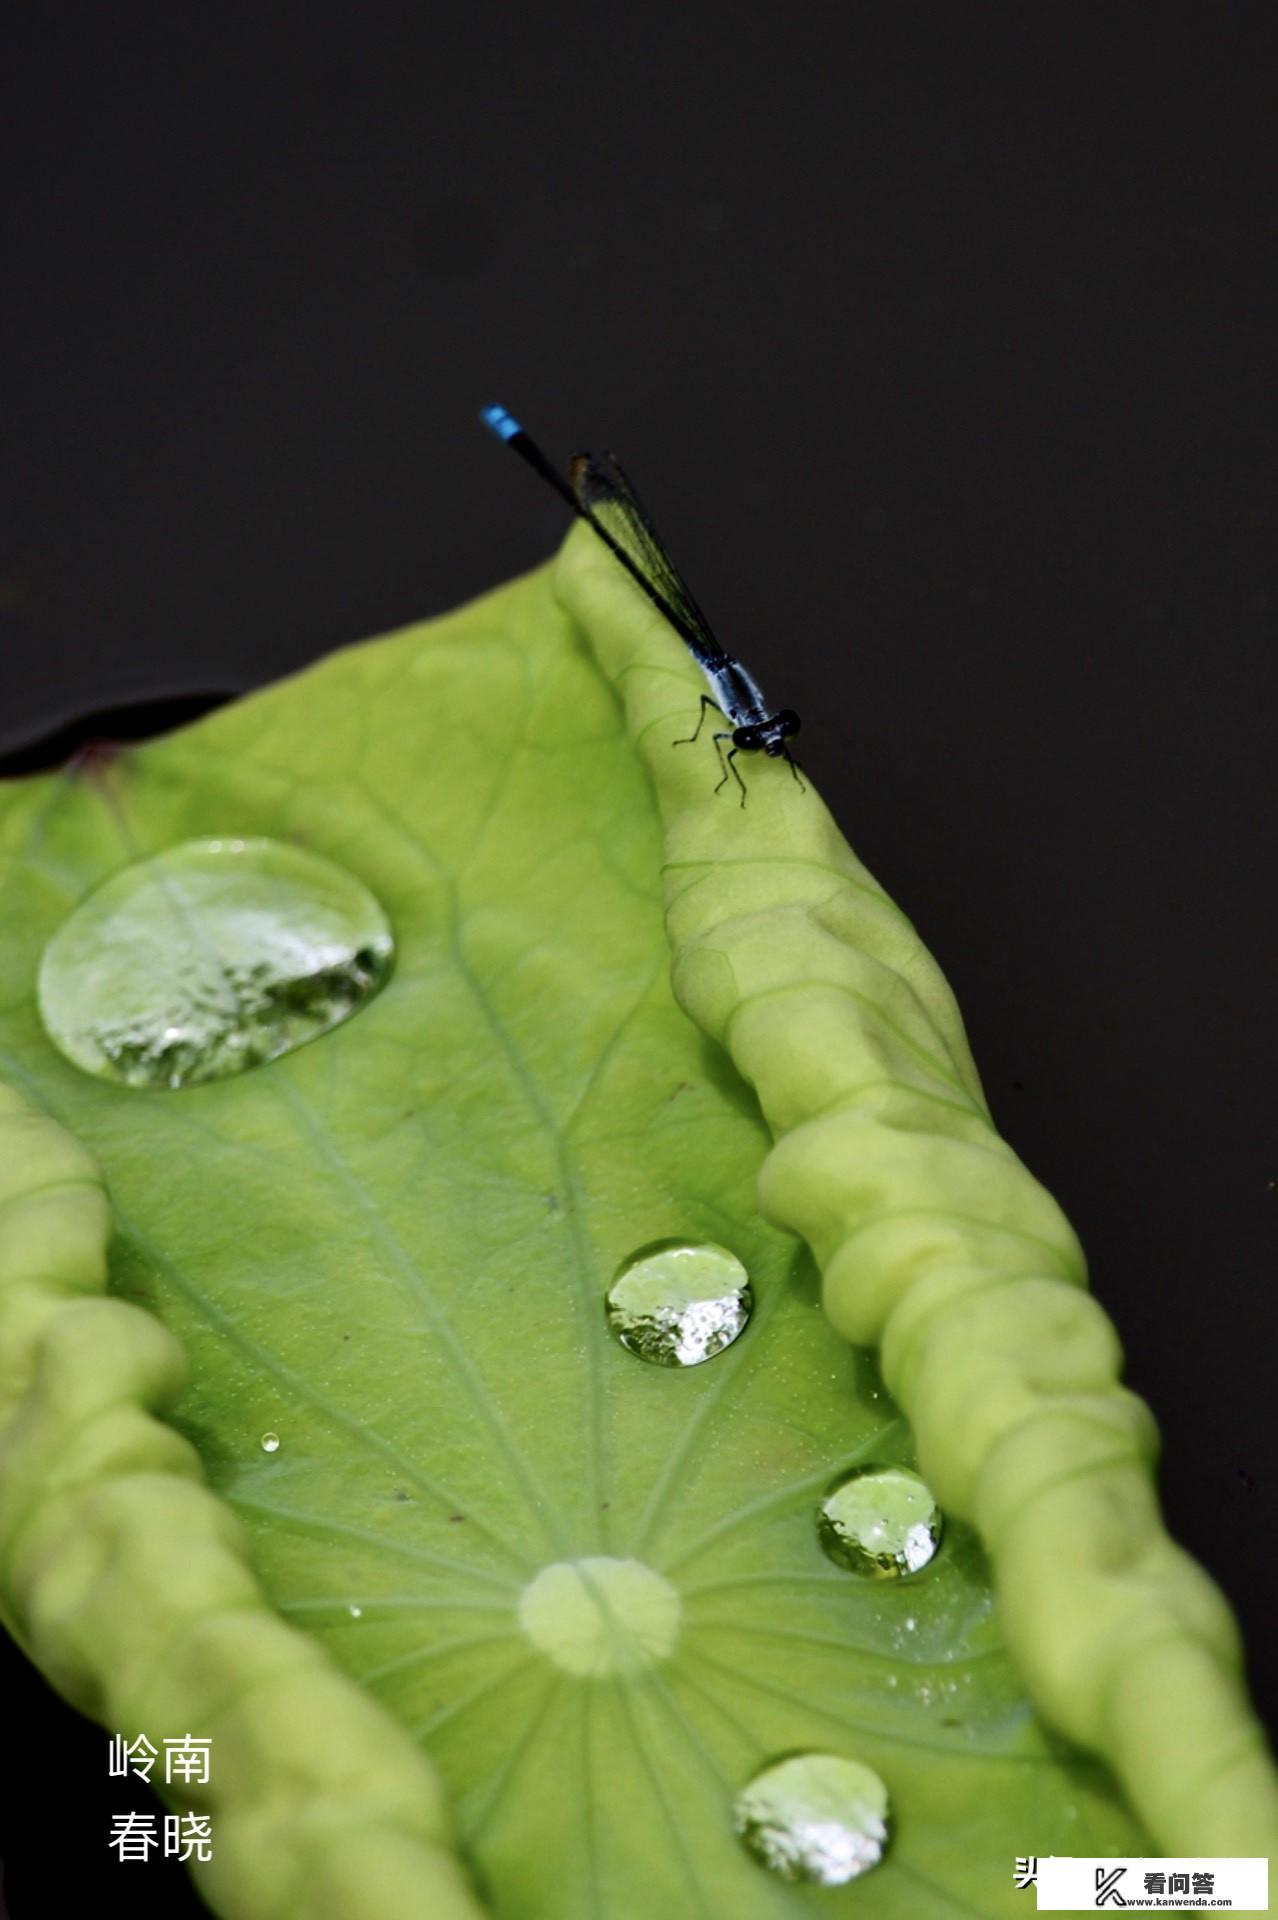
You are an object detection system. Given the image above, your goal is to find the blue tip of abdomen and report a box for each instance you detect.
[480,403,521,441]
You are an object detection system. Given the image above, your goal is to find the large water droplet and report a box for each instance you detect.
[734,1752,889,1884]
[260,1432,281,1454]
[38,837,394,1088]
[817,1465,942,1578]
[604,1240,753,1367]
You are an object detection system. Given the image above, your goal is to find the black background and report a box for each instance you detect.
[1,7,1274,1912]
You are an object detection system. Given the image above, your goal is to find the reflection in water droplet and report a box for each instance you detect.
[605,1240,752,1366]
[734,1752,889,1884]
[260,1432,281,1453]
[38,837,394,1089]
[817,1466,942,1578]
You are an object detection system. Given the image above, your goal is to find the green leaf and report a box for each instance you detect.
[0,525,1272,1919]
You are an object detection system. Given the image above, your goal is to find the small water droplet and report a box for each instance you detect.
[604,1240,752,1367]
[260,1431,281,1453]
[38,837,394,1089]
[347,1604,363,1619]
[734,1752,889,1884]
[817,1466,942,1578]
[519,1557,680,1675]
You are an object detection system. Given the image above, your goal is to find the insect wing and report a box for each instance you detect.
[570,450,729,669]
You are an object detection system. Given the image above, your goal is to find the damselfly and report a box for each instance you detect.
[481,405,803,804]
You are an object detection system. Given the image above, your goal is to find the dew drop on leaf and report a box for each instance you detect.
[733,1752,890,1884]
[518,1557,680,1675]
[259,1432,281,1454]
[604,1239,753,1366]
[817,1465,942,1578]
[37,836,394,1089]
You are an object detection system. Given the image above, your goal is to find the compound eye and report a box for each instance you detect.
[777,709,801,738]
[733,726,761,750]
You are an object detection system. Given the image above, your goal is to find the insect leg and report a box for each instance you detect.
[783,750,807,795]
[672,694,722,748]
[712,735,748,806]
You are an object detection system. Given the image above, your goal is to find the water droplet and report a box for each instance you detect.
[38,836,394,1089]
[518,1557,680,1676]
[347,1604,363,1619]
[734,1752,889,1884]
[817,1466,942,1578]
[604,1240,752,1366]
[260,1431,281,1453]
